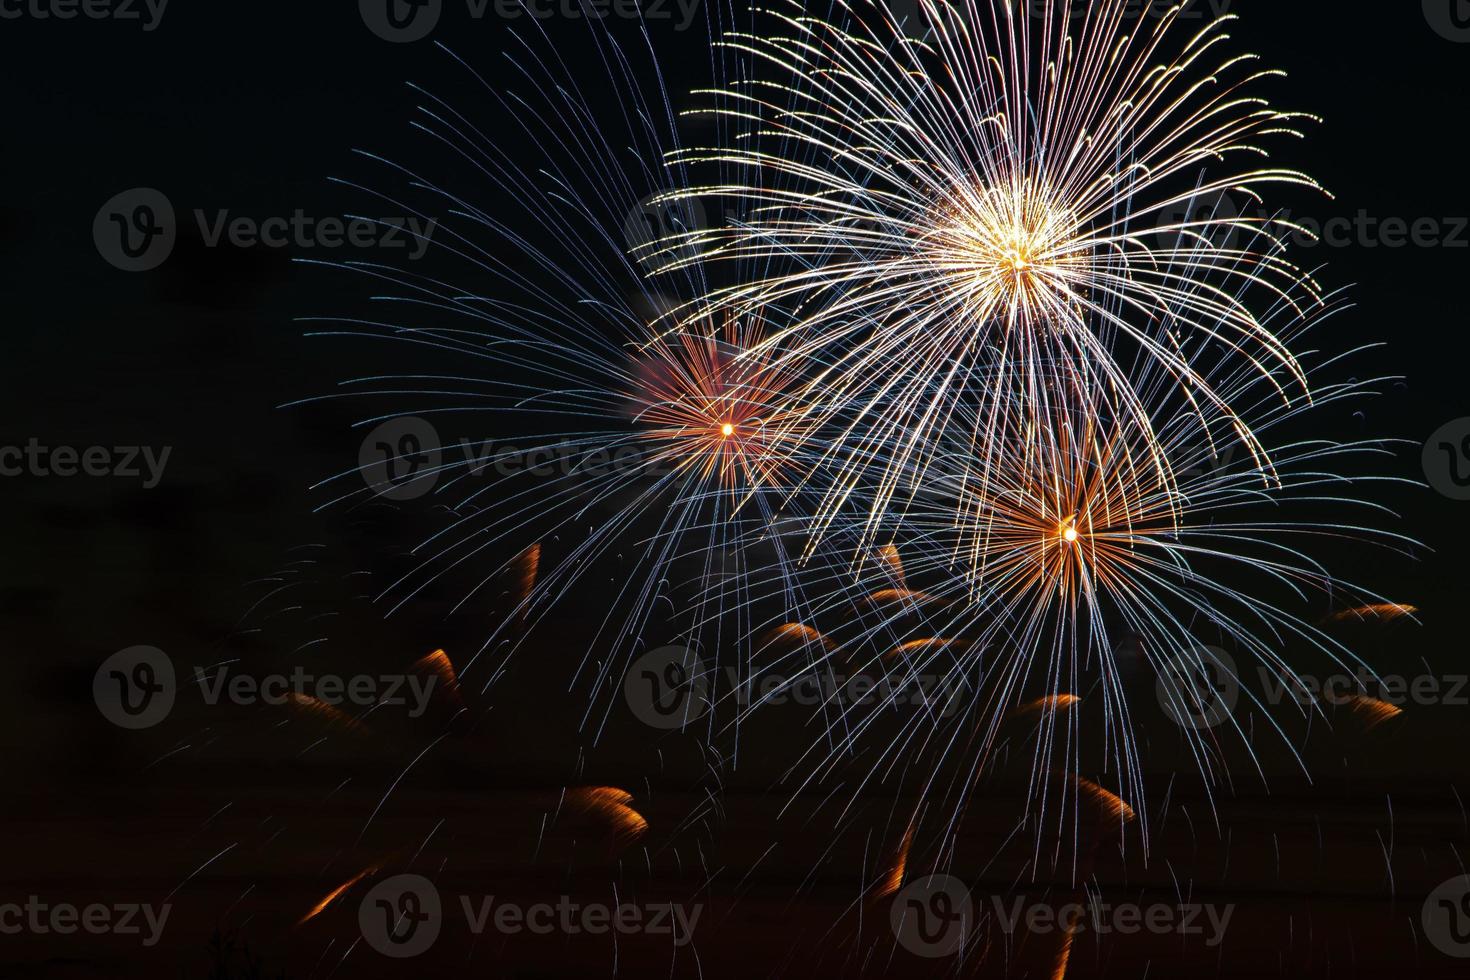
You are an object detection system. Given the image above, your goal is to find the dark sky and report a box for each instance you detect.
[3,2,1469,978]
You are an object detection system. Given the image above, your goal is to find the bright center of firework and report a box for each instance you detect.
[925,179,1080,310]
[1062,526,1079,543]
[721,422,735,437]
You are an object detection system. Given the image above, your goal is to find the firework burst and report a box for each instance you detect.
[655,0,1330,557]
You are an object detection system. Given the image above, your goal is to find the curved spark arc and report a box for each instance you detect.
[650,0,1330,562]
[731,338,1414,869]
[293,28,850,748]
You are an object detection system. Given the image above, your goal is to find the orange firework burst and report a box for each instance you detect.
[628,314,807,503]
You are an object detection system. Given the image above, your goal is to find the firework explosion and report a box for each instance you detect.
[655,0,1331,557]
[294,0,1414,968]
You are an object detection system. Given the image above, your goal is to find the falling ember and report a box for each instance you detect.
[762,623,835,652]
[865,588,937,608]
[285,693,366,734]
[874,822,915,901]
[884,638,965,663]
[413,648,464,711]
[511,542,542,616]
[876,543,907,588]
[567,786,649,849]
[1068,774,1137,824]
[1339,695,1403,733]
[1012,695,1082,720]
[1322,603,1418,624]
[297,864,379,926]
[1050,922,1078,980]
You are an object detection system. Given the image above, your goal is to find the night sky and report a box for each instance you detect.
[3,2,1470,977]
